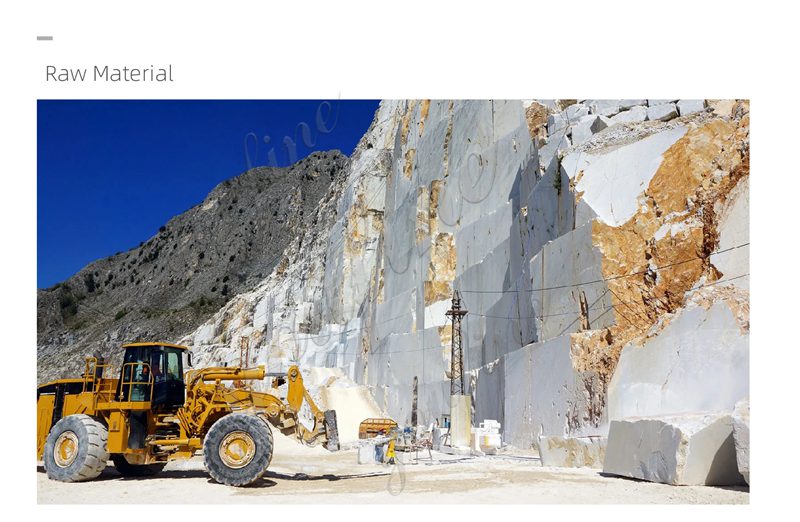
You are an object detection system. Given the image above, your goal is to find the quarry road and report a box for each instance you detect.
[38,433,748,504]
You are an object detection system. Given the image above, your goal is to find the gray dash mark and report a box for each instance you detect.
[37,36,53,41]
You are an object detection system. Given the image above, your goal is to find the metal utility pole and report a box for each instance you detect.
[233,336,251,389]
[446,290,471,448]
[239,336,251,368]
[446,290,468,396]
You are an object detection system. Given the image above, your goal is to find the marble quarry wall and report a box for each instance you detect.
[180,99,750,458]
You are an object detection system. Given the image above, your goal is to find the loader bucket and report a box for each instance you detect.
[323,410,340,451]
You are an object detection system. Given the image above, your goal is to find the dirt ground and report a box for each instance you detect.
[37,433,749,504]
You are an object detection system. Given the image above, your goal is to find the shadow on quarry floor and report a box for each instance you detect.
[36,464,391,488]
[36,465,212,482]
[597,472,646,482]
[230,470,392,490]
[597,471,750,492]
[264,470,391,482]
[708,485,750,493]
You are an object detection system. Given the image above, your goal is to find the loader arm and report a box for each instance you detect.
[179,364,339,451]
[280,365,335,447]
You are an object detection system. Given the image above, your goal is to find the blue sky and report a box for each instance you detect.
[37,100,380,289]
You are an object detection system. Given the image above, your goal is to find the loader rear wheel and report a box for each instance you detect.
[203,413,273,486]
[43,414,109,482]
[111,454,166,477]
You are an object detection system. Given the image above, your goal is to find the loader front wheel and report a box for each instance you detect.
[204,413,273,486]
[111,454,166,477]
[43,414,109,482]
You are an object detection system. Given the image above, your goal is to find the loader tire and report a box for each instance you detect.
[111,454,166,477]
[43,414,109,482]
[255,413,275,468]
[324,410,340,452]
[204,413,273,486]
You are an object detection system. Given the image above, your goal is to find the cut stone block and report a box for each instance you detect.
[547,113,567,136]
[619,99,646,110]
[647,103,679,122]
[647,99,678,106]
[570,119,594,146]
[537,131,571,173]
[449,394,472,447]
[710,176,749,290]
[732,399,750,484]
[563,103,590,122]
[590,115,612,133]
[603,413,746,486]
[608,299,749,421]
[539,436,607,469]
[560,126,687,227]
[571,116,613,146]
[502,334,607,449]
[529,224,612,338]
[677,99,706,116]
[358,442,377,464]
[609,105,648,125]
[586,100,621,117]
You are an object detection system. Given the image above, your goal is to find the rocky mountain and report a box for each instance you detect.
[176,99,748,473]
[37,150,348,382]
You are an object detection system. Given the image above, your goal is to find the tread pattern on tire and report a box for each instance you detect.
[111,454,166,477]
[256,413,275,468]
[43,414,109,482]
[203,413,274,487]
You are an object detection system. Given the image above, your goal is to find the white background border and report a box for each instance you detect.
[1,0,793,517]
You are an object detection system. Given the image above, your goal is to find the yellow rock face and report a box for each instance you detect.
[400,100,418,147]
[403,148,416,180]
[418,99,431,138]
[424,233,456,306]
[574,105,749,379]
[416,185,430,245]
[524,101,551,144]
[344,192,367,257]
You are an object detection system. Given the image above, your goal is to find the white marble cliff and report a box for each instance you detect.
[180,99,750,483]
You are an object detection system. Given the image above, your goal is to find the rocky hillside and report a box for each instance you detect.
[37,151,348,382]
[178,99,749,461]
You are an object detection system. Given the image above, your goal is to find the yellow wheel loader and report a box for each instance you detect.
[36,342,339,486]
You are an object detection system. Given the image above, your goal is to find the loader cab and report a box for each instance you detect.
[118,342,188,410]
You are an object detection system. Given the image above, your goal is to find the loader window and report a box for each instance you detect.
[117,344,184,407]
[122,362,152,402]
[165,351,180,381]
[151,347,185,409]
[119,345,153,402]
[150,351,165,382]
